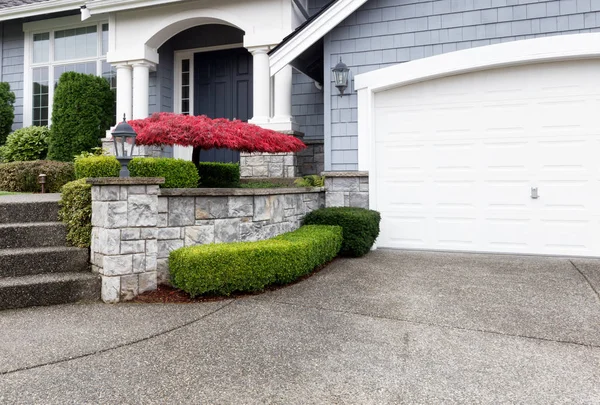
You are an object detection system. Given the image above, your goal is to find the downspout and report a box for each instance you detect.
[292,0,310,20]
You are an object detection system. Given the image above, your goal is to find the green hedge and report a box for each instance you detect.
[48,72,114,161]
[303,207,381,257]
[170,225,342,296]
[129,157,199,188]
[1,126,50,162]
[0,82,15,145]
[197,162,240,188]
[74,155,120,179]
[59,179,92,248]
[0,160,74,193]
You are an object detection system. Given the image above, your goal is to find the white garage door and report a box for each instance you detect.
[374,59,600,257]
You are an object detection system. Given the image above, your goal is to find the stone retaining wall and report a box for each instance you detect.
[323,172,369,209]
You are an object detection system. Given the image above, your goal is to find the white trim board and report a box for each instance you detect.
[269,0,368,75]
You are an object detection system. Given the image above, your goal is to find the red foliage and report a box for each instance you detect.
[128,113,306,153]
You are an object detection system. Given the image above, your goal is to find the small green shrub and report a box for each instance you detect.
[0,160,74,193]
[74,155,120,179]
[303,207,381,257]
[1,126,50,162]
[59,179,92,248]
[170,225,342,297]
[48,72,114,161]
[0,82,15,145]
[129,157,199,188]
[294,175,325,187]
[197,162,240,188]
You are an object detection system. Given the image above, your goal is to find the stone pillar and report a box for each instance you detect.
[248,47,271,124]
[88,178,164,303]
[115,64,133,123]
[132,62,151,119]
[323,172,369,209]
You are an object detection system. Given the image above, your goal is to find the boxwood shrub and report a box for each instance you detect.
[59,179,92,248]
[169,225,342,297]
[0,160,74,193]
[1,126,49,162]
[197,162,240,188]
[129,157,199,188]
[303,207,381,257]
[74,155,121,179]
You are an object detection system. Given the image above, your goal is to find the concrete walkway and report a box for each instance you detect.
[1,250,599,404]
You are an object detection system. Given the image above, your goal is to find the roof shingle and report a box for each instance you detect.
[0,0,53,10]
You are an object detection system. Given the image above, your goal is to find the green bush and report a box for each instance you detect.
[129,157,199,188]
[1,126,50,162]
[197,162,240,188]
[48,72,114,161]
[294,175,325,187]
[59,179,92,248]
[303,207,381,257]
[170,225,342,297]
[0,82,15,145]
[74,155,120,179]
[0,160,74,193]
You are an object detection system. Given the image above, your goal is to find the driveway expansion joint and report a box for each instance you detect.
[256,298,600,350]
[0,300,235,376]
[569,259,600,305]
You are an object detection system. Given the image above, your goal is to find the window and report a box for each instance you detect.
[28,22,114,127]
[181,59,191,115]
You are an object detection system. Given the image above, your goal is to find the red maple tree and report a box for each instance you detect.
[128,113,306,153]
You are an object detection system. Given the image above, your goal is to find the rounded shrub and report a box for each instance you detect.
[59,179,92,248]
[197,162,240,188]
[75,155,120,179]
[48,72,114,161]
[0,160,74,193]
[128,157,199,188]
[303,207,381,257]
[0,82,15,145]
[1,126,50,162]
[169,225,342,297]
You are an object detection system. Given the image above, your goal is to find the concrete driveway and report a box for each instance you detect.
[1,250,599,404]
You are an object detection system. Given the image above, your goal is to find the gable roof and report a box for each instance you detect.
[269,0,368,75]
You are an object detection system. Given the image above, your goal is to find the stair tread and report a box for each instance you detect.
[0,194,61,204]
[0,272,99,287]
[0,246,86,255]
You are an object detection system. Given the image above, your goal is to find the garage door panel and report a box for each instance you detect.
[373,59,600,257]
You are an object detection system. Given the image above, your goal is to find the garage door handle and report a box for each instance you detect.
[531,187,539,199]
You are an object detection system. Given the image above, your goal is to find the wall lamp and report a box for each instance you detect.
[332,58,350,97]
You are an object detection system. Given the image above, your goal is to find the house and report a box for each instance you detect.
[1,0,599,258]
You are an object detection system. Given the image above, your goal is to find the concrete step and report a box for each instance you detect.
[0,194,61,224]
[0,222,67,249]
[0,247,89,277]
[0,272,100,310]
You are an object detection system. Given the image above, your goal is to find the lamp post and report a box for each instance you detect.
[332,58,350,97]
[112,114,137,177]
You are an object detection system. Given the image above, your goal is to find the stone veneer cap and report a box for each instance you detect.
[322,171,369,177]
[159,187,324,197]
[86,177,166,185]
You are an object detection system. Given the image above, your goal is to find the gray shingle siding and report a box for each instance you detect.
[1,20,24,130]
[292,70,324,140]
[325,0,600,170]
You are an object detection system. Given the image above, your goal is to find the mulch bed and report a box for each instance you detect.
[131,259,336,304]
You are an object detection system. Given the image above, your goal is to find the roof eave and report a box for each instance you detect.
[0,0,84,22]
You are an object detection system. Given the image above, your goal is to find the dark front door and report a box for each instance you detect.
[194,48,253,163]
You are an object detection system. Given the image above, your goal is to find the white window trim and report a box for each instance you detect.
[23,15,110,127]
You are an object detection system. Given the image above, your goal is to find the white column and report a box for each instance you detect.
[249,47,271,124]
[115,64,133,123]
[132,62,151,119]
[272,65,293,123]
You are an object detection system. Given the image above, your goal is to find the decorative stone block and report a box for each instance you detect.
[120,274,139,301]
[158,227,182,240]
[196,197,229,219]
[146,240,158,254]
[168,197,195,226]
[139,272,158,293]
[103,255,133,276]
[133,253,146,273]
[158,213,168,227]
[254,195,284,222]
[128,185,146,194]
[99,186,120,201]
[146,185,159,195]
[252,165,268,177]
[158,239,184,259]
[97,228,121,255]
[215,218,241,243]
[121,240,146,254]
[331,177,360,192]
[128,195,157,227]
[157,259,170,285]
[185,225,215,246]
[158,197,169,213]
[228,196,253,217]
[101,276,120,304]
[268,163,284,177]
[140,228,158,240]
[92,201,128,228]
[326,192,345,208]
[239,222,262,242]
[146,254,157,272]
[121,228,141,241]
[119,186,128,200]
[349,192,369,209]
